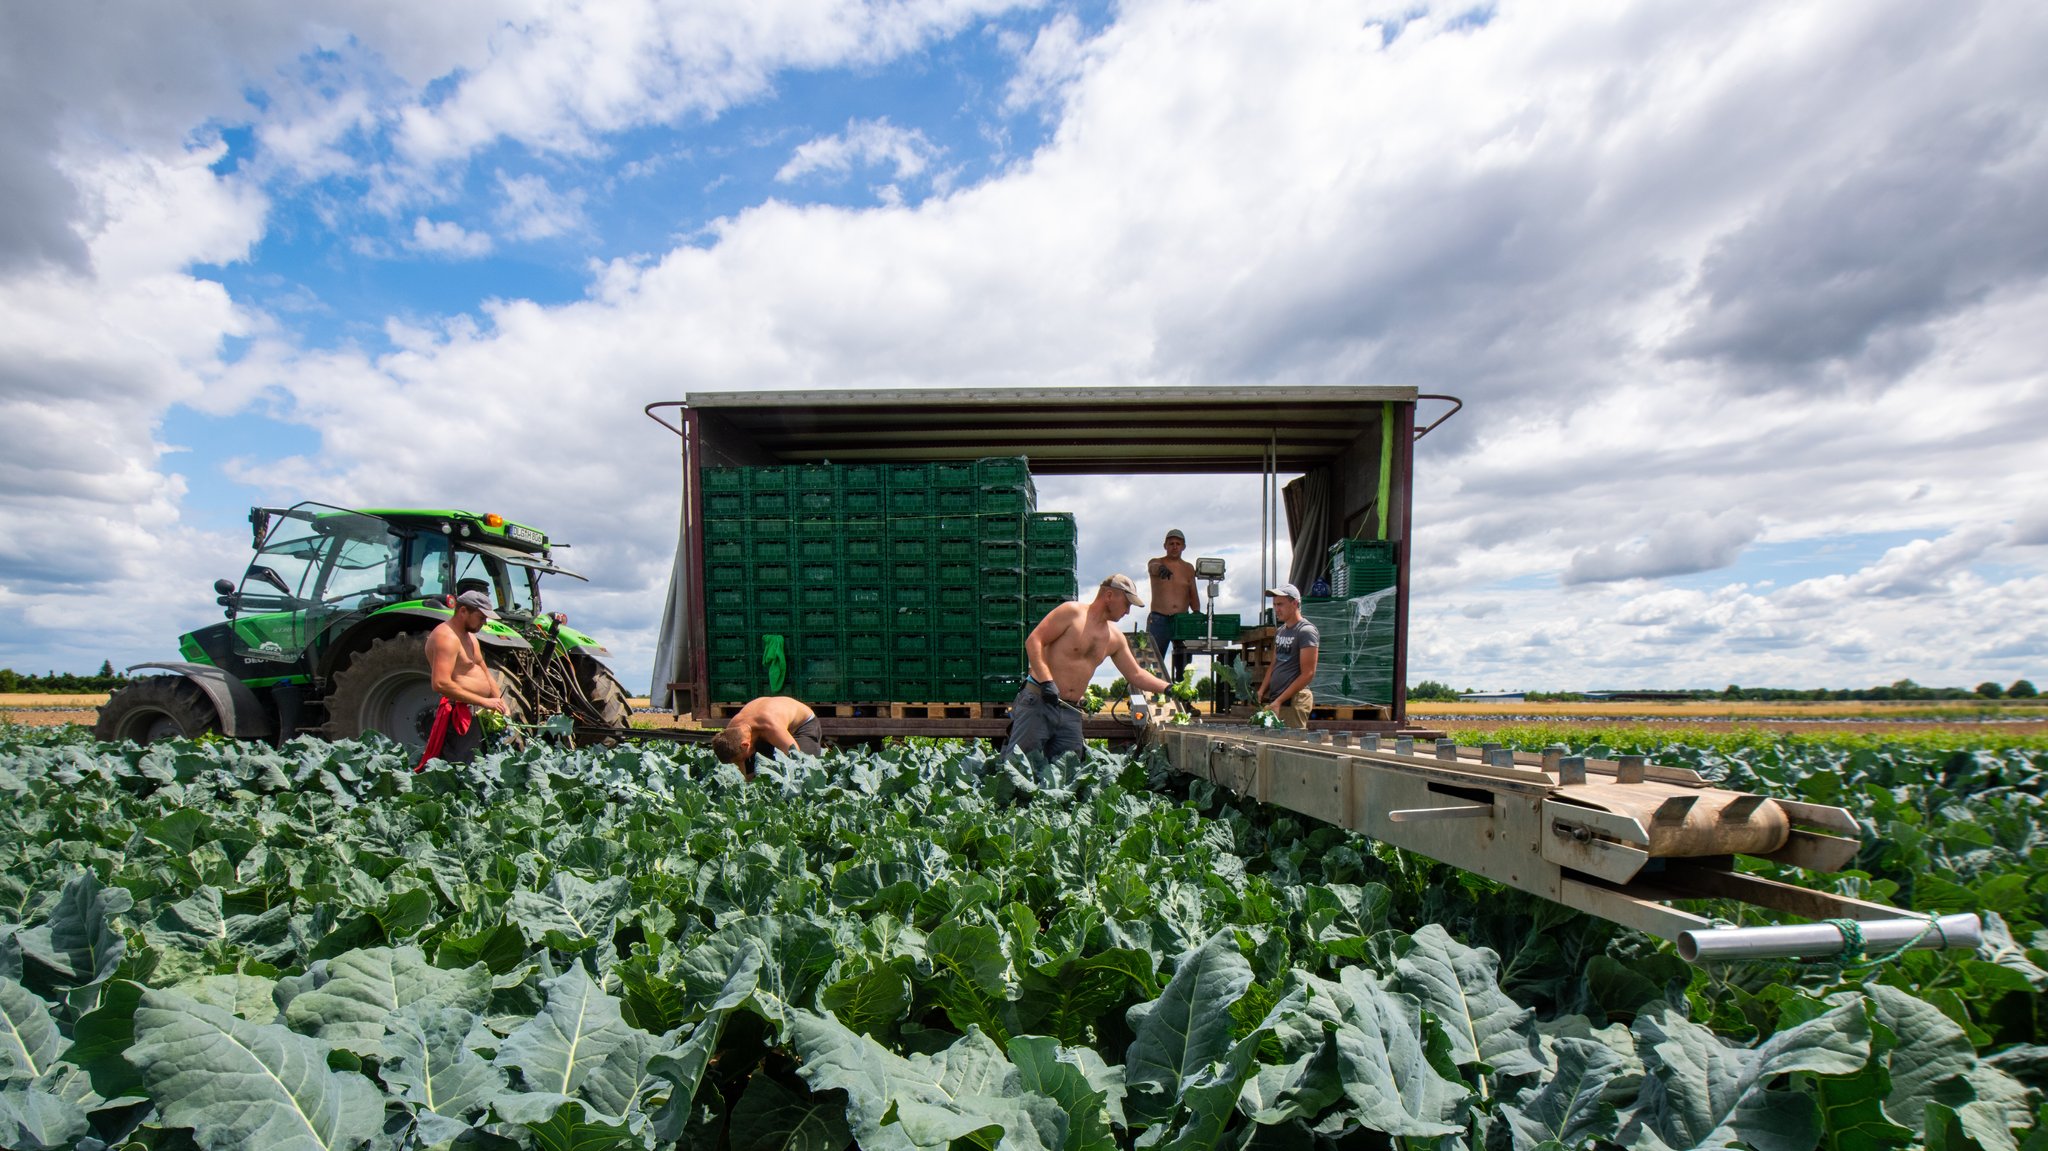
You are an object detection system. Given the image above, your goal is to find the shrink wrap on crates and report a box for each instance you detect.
[1298,585,1398,706]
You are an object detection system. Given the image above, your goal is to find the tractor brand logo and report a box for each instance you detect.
[243,641,296,663]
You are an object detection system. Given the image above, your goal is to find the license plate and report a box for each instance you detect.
[507,524,544,545]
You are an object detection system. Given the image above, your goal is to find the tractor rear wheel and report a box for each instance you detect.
[95,677,221,743]
[327,635,529,756]
[576,662,633,728]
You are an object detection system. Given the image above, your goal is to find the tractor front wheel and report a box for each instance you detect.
[576,661,634,728]
[95,677,221,744]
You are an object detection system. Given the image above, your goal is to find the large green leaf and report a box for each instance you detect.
[380,1005,504,1125]
[1008,1035,1117,1151]
[789,1009,1066,1151]
[281,945,491,1056]
[1501,1037,1625,1151]
[1012,948,1156,1047]
[676,914,837,1025]
[15,871,130,990]
[125,987,383,1151]
[1619,1001,1871,1151]
[822,966,911,1038]
[1155,989,1305,1151]
[141,885,296,981]
[176,973,281,1024]
[518,1097,646,1151]
[0,977,66,1082]
[0,1083,91,1151]
[1123,929,1252,1127]
[506,874,631,948]
[1287,965,1470,1138]
[726,1070,854,1151]
[1394,923,1545,1078]
[494,962,655,1121]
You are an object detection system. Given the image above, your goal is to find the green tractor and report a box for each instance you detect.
[96,502,633,754]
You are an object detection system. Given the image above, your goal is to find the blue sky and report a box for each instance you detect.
[1,0,2044,694]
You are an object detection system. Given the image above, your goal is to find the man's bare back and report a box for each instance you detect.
[730,696,815,750]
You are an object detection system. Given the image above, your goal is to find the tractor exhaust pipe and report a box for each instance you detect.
[1677,913,1980,962]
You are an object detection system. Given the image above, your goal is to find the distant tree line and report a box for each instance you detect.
[0,663,130,693]
[1406,678,2039,702]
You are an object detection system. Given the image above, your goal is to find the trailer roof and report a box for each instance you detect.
[659,386,1419,474]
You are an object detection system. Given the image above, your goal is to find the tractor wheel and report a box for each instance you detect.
[576,662,633,728]
[328,636,530,756]
[95,677,221,744]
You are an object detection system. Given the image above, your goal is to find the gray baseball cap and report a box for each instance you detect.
[1164,528,1185,542]
[1099,573,1146,605]
[1265,583,1302,601]
[454,589,498,619]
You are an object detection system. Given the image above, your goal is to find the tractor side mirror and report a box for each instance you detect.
[214,578,236,596]
[249,507,271,549]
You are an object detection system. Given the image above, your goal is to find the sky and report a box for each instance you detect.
[1,0,2044,696]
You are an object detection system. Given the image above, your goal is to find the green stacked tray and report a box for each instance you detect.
[703,456,1083,704]
[1171,612,1240,640]
[1327,538,1398,598]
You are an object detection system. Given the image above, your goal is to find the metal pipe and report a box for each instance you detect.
[1677,913,1980,962]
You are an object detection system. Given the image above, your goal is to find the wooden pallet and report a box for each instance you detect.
[1311,704,1392,721]
[889,702,980,720]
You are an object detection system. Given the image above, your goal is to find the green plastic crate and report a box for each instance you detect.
[704,517,743,543]
[845,559,885,585]
[892,604,932,631]
[706,606,749,635]
[702,467,746,493]
[704,491,745,518]
[1025,570,1077,598]
[755,606,795,632]
[936,585,977,611]
[979,647,1024,675]
[842,463,885,489]
[1026,542,1075,569]
[934,676,977,702]
[981,569,1023,597]
[754,585,793,609]
[885,462,931,490]
[705,538,747,563]
[975,456,1030,486]
[845,520,886,548]
[848,677,888,702]
[888,488,931,516]
[983,621,1025,654]
[982,540,1023,570]
[843,490,884,516]
[1026,594,1068,620]
[705,563,747,587]
[748,489,791,516]
[751,516,791,540]
[982,673,1023,702]
[933,536,978,562]
[846,632,886,656]
[936,652,978,678]
[847,585,883,604]
[935,560,975,585]
[799,606,838,631]
[934,514,977,537]
[795,516,837,540]
[708,585,748,610]
[847,652,886,678]
[794,464,837,491]
[751,561,793,585]
[978,513,1024,542]
[934,488,976,515]
[1024,512,1077,544]
[978,485,1033,516]
[797,584,837,609]
[798,560,840,584]
[888,536,930,562]
[846,604,885,631]
[1173,612,1239,640]
[981,595,1025,624]
[895,655,933,680]
[889,584,932,609]
[893,632,930,656]
[889,560,932,585]
[933,461,975,486]
[748,466,789,491]
[801,676,845,702]
[889,515,927,538]
[796,536,836,562]
[794,489,838,516]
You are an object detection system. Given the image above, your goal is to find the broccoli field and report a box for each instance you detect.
[0,726,2043,1150]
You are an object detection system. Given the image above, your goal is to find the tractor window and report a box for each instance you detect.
[448,548,538,622]
[244,516,332,604]
[317,532,404,608]
[408,533,453,601]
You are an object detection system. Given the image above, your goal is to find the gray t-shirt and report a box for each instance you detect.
[1268,619,1320,700]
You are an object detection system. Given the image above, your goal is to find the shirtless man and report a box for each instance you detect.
[417,589,510,769]
[1005,574,1173,760]
[710,696,823,778]
[1145,528,1199,681]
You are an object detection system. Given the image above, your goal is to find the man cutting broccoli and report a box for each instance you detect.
[1004,574,1172,760]
[417,589,511,770]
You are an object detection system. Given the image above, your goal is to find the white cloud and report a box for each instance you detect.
[410,216,495,257]
[1563,512,1761,585]
[776,118,942,185]
[492,171,586,240]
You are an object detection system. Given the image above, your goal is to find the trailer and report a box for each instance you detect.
[646,387,1457,741]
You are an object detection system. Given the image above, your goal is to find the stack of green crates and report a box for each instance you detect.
[1171,612,1241,641]
[1327,539,1397,598]
[701,457,1079,704]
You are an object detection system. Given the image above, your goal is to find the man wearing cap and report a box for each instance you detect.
[1257,583,1319,730]
[1146,529,1199,681]
[1005,574,1173,760]
[417,589,512,769]
[710,696,823,778]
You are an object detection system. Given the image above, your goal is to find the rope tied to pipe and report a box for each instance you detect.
[1823,915,1945,968]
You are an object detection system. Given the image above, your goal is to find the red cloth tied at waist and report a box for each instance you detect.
[414,698,472,772]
